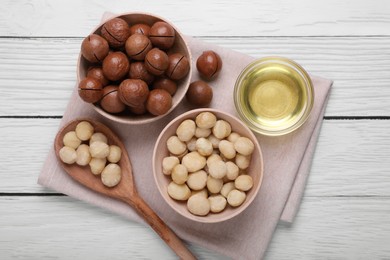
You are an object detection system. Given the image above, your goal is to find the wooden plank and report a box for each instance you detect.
[1,196,389,259]
[1,118,390,196]
[0,0,389,37]
[0,37,389,116]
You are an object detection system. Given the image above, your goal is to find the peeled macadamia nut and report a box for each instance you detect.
[234,137,255,156]
[235,175,253,191]
[227,132,241,143]
[76,144,92,166]
[235,154,251,170]
[187,195,210,216]
[167,182,191,201]
[101,163,122,187]
[186,137,197,152]
[207,134,220,149]
[176,119,196,142]
[212,120,232,139]
[191,188,208,198]
[171,164,188,185]
[166,136,187,156]
[89,141,110,159]
[227,189,246,207]
[75,121,94,141]
[196,137,213,157]
[162,156,180,175]
[207,176,223,194]
[220,182,235,198]
[59,146,77,164]
[89,158,107,175]
[208,160,227,179]
[182,152,206,172]
[186,170,207,190]
[218,140,236,159]
[195,112,217,129]
[63,131,81,149]
[225,161,239,180]
[108,145,122,163]
[195,127,211,138]
[208,195,227,213]
[89,132,108,145]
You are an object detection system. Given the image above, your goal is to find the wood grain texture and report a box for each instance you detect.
[0,37,389,116]
[0,0,389,37]
[1,0,389,259]
[1,196,389,259]
[1,119,389,197]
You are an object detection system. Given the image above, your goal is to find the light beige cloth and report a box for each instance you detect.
[38,17,332,259]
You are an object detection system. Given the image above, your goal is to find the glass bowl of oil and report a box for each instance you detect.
[234,57,314,136]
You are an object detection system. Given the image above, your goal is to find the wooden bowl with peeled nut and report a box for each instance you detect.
[77,12,192,125]
[152,108,264,223]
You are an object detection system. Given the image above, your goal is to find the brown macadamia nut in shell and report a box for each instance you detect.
[129,62,155,85]
[102,52,130,81]
[118,79,149,108]
[100,85,126,114]
[146,89,172,116]
[145,48,169,76]
[78,77,103,103]
[125,34,152,61]
[81,34,109,63]
[186,80,213,107]
[87,67,110,87]
[149,21,175,49]
[196,50,222,80]
[153,78,177,96]
[101,18,130,48]
[166,53,190,80]
[130,23,151,36]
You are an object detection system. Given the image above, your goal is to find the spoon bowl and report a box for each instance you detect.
[54,118,196,260]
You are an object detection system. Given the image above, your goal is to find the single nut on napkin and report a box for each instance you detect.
[196,50,222,80]
[186,81,213,107]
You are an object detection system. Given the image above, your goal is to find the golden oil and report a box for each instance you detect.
[234,57,313,136]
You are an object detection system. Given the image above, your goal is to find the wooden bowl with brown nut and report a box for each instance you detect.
[77,12,192,125]
[153,108,264,223]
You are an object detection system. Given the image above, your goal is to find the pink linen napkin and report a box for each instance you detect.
[38,14,332,260]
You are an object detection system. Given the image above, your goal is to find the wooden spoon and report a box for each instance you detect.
[54,118,196,260]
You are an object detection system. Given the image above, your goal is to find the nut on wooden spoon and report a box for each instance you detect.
[54,118,196,260]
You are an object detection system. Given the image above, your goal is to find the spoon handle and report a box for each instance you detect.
[124,196,197,260]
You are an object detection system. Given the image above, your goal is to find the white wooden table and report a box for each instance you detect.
[1,1,390,259]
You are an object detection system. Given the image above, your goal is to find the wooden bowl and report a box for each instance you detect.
[153,108,264,223]
[77,12,192,125]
